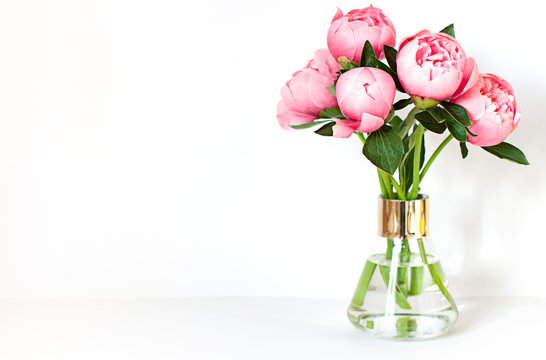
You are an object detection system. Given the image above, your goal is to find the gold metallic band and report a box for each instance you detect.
[377,195,429,239]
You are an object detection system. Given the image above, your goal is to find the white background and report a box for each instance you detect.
[0,0,544,300]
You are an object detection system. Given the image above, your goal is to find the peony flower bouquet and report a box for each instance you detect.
[277,6,528,340]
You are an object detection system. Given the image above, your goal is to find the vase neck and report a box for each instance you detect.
[377,195,429,239]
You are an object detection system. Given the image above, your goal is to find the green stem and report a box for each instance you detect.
[397,239,410,296]
[379,265,412,310]
[357,130,403,200]
[355,131,366,144]
[378,169,405,200]
[406,240,423,296]
[409,266,424,295]
[386,238,394,259]
[419,134,454,182]
[379,170,394,199]
[408,125,425,200]
[377,169,388,198]
[351,260,377,307]
[380,239,412,310]
[417,238,427,263]
[387,174,406,200]
[399,107,419,138]
[400,240,411,263]
[358,131,390,199]
[417,238,458,311]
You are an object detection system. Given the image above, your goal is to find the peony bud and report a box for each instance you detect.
[334,67,396,135]
[277,49,342,130]
[327,6,396,63]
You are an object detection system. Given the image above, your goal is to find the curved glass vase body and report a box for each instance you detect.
[347,195,458,340]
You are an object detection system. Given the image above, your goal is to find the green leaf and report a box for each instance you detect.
[369,57,405,93]
[393,98,412,110]
[415,111,447,134]
[482,142,530,165]
[445,116,467,142]
[427,106,448,122]
[460,142,469,159]
[369,57,395,76]
[319,106,347,119]
[360,40,376,67]
[290,120,331,130]
[440,24,455,38]
[388,115,402,129]
[441,102,471,126]
[362,125,404,175]
[383,45,398,72]
[326,85,336,97]
[314,121,336,136]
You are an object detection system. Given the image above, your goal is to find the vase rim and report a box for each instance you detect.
[378,193,429,202]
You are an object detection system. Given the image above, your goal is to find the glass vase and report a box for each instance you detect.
[347,194,458,340]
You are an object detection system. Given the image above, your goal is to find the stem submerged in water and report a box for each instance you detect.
[380,239,412,310]
[351,261,377,307]
[409,266,424,295]
[417,238,458,311]
[397,240,411,297]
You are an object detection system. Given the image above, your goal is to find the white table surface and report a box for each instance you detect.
[0,296,543,359]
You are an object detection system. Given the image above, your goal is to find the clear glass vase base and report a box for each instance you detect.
[347,238,459,340]
[348,312,453,341]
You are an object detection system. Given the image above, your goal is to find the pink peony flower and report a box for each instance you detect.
[397,30,478,104]
[451,73,520,146]
[327,7,396,63]
[277,49,342,130]
[334,67,396,135]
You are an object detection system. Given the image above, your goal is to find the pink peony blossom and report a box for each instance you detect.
[277,49,342,130]
[397,30,478,104]
[327,7,396,63]
[334,67,396,136]
[451,73,520,146]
